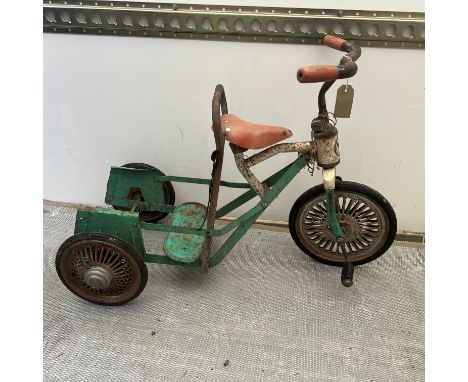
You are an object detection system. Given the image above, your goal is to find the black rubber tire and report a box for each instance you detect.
[112,163,175,223]
[56,232,148,306]
[289,181,397,266]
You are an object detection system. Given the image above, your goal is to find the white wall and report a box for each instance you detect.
[43,0,424,232]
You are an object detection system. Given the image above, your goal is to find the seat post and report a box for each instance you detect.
[230,143,268,197]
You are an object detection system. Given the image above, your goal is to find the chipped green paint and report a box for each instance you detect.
[74,207,146,260]
[164,203,208,263]
[77,154,310,268]
[158,175,250,189]
[215,160,297,218]
[105,166,166,209]
[209,154,309,267]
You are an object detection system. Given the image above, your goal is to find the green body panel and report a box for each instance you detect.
[164,203,207,263]
[105,166,166,208]
[74,207,147,259]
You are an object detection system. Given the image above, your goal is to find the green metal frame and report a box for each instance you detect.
[145,153,310,267]
[75,153,310,268]
[325,189,344,239]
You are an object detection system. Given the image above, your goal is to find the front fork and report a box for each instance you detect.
[322,169,354,287]
[313,116,354,286]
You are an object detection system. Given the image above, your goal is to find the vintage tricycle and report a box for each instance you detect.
[56,35,397,305]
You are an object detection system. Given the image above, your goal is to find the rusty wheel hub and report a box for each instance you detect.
[84,266,112,289]
[323,213,361,241]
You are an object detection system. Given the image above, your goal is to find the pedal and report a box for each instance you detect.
[164,203,207,263]
[341,262,354,287]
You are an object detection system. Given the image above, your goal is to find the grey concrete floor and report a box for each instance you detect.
[44,205,424,382]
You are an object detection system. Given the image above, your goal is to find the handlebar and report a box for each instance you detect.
[297,35,362,83]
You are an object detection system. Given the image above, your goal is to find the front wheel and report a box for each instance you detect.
[289,181,397,266]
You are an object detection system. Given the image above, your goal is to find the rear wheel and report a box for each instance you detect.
[112,163,175,223]
[289,181,397,266]
[56,232,148,305]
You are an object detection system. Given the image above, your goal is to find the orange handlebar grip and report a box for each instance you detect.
[297,65,339,83]
[323,35,346,50]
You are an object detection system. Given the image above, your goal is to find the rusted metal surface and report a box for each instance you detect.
[211,84,228,150]
[300,36,362,116]
[74,207,147,258]
[311,118,340,169]
[209,154,310,267]
[229,142,248,154]
[333,38,362,79]
[293,188,391,263]
[214,160,300,219]
[234,152,269,197]
[164,202,208,263]
[244,142,312,168]
[231,142,315,198]
[112,163,175,222]
[56,232,147,305]
[318,81,336,116]
[201,84,228,272]
[322,168,336,190]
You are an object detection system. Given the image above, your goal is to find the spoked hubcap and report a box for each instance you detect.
[58,239,142,304]
[297,191,390,263]
[84,266,112,289]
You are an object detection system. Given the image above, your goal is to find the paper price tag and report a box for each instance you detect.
[334,85,354,118]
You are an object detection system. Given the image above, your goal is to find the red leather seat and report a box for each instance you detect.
[220,114,293,150]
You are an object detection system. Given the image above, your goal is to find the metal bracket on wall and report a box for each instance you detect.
[43,1,424,49]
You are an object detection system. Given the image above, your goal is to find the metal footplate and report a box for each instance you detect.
[163,203,207,263]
